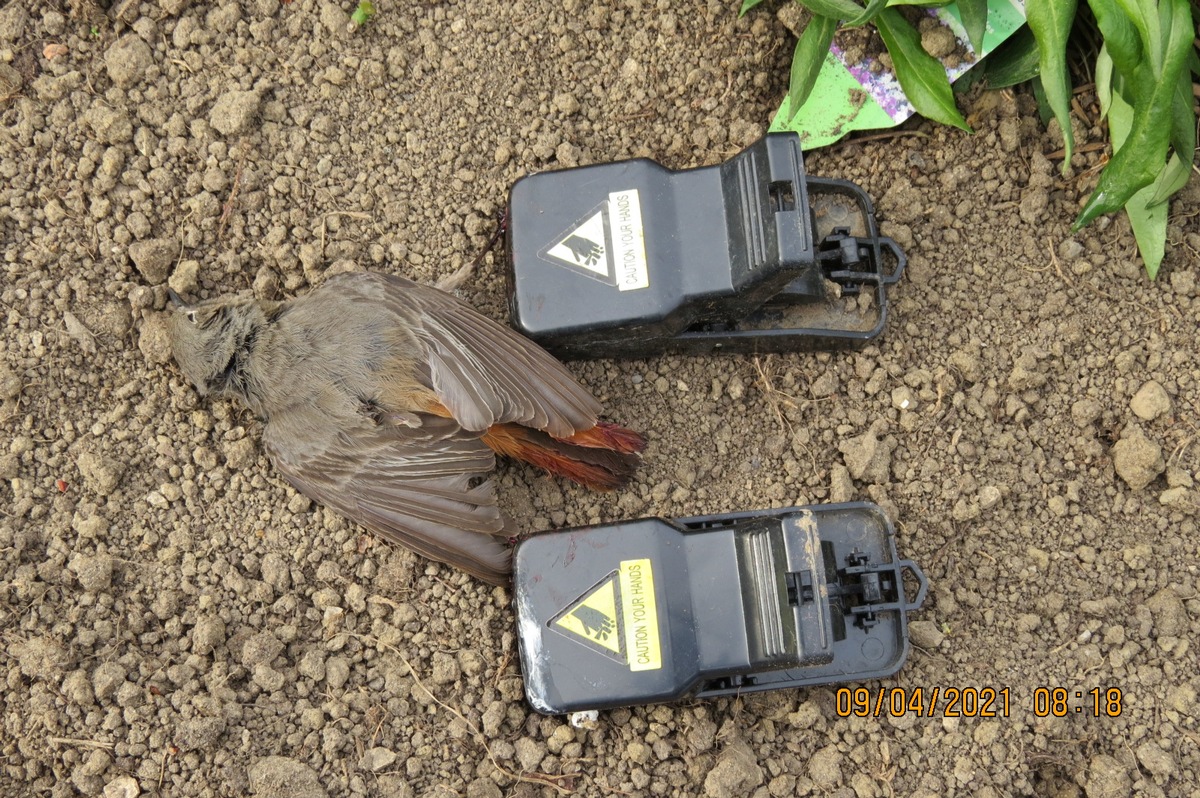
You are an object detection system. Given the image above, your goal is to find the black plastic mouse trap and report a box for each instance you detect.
[505,133,905,359]
[512,502,927,715]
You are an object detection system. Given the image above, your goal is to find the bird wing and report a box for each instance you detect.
[262,407,513,585]
[326,271,603,438]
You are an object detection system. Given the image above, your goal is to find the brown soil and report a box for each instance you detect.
[1,1,1197,797]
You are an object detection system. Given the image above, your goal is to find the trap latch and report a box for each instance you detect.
[827,547,927,632]
[505,133,906,358]
[815,228,906,293]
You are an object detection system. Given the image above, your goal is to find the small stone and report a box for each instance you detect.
[807,744,843,788]
[222,437,257,470]
[891,386,916,411]
[77,450,125,493]
[1084,754,1129,798]
[93,661,127,702]
[106,34,153,87]
[192,615,226,655]
[0,62,21,97]
[70,553,114,592]
[1135,741,1174,781]
[809,372,839,398]
[1146,587,1186,636]
[85,105,133,145]
[829,464,854,503]
[298,649,325,681]
[103,776,140,798]
[252,663,286,692]
[247,756,327,798]
[909,620,945,649]
[1007,349,1046,391]
[1159,486,1192,507]
[1111,429,1165,490]
[62,669,94,705]
[359,747,397,772]
[192,446,221,471]
[12,637,69,678]
[1071,398,1102,427]
[210,90,261,136]
[129,238,175,284]
[138,313,174,366]
[838,428,893,484]
[921,25,956,58]
[552,92,580,115]
[325,656,350,690]
[465,778,502,798]
[176,716,226,751]
[1166,465,1194,488]
[978,485,1002,511]
[1130,380,1172,420]
[703,742,764,798]
[431,652,460,684]
[242,631,283,668]
[0,363,22,399]
[514,738,545,771]
[169,260,200,296]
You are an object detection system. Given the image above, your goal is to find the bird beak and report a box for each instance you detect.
[167,288,185,308]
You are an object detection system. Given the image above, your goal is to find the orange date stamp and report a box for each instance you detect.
[835,687,1125,718]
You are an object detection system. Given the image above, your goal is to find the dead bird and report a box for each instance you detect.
[166,271,646,584]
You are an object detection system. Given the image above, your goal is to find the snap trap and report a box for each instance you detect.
[505,133,905,358]
[513,502,927,715]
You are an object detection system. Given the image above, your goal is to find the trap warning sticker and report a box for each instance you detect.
[552,573,624,661]
[608,190,649,292]
[618,558,661,671]
[550,559,662,671]
[537,190,649,291]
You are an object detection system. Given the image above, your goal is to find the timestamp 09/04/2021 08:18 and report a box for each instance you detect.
[835,687,1125,719]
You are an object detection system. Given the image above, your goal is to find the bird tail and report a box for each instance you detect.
[482,422,646,491]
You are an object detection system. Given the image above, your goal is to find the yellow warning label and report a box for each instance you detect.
[554,575,621,654]
[619,558,661,671]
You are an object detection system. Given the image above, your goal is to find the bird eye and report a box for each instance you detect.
[186,311,198,324]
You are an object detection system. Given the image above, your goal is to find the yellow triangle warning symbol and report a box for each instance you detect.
[552,574,622,656]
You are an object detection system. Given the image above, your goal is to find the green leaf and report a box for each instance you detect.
[739,0,768,17]
[980,24,1041,89]
[1125,174,1172,279]
[350,0,376,26]
[875,8,971,130]
[847,0,889,27]
[1103,82,1167,278]
[1147,152,1192,206]
[788,15,840,117]
[797,0,867,22]
[884,0,955,6]
[956,0,989,53]
[1031,76,1053,126]
[1095,43,1114,119]
[1074,0,1194,229]
[1086,0,1143,81]
[1112,0,1161,71]
[1167,17,1197,166]
[1026,0,1079,173]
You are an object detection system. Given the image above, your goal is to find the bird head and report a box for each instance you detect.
[166,289,264,399]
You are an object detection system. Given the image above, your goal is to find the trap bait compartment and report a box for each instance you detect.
[504,133,905,359]
[513,502,927,715]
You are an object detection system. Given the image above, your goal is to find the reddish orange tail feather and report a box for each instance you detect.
[482,422,644,491]
[559,421,647,454]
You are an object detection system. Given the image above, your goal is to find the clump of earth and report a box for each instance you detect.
[1,1,1197,797]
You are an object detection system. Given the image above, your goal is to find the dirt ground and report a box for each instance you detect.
[2,1,1198,796]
